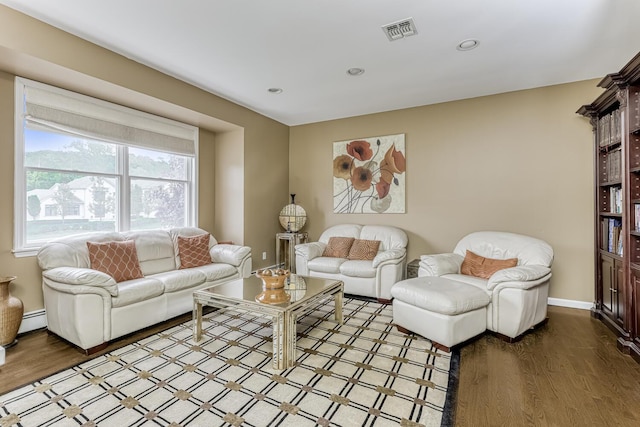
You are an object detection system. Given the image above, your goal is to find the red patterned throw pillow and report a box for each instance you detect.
[87,240,143,283]
[322,236,355,258]
[178,233,213,269]
[347,239,381,261]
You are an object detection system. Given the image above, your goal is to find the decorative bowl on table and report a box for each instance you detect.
[255,268,291,304]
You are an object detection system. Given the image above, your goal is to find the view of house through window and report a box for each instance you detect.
[15,78,198,253]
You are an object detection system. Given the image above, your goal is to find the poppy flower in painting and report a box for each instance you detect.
[376,180,391,199]
[351,166,373,191]
[383,144,406,174]
[333,154,353,180]
[346,140,373,161]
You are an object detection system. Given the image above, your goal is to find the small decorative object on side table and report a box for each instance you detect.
[276,194,308,272]
[407,259,420,279]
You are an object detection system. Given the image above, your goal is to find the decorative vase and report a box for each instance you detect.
[255,269,291,304]
[0,276,23,348]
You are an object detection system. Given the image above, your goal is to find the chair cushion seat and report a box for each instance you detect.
[308,257,346,274]
[339,260,376,278]
[391,277,490,315]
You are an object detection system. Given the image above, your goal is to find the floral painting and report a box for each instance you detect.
[333,133,406,213]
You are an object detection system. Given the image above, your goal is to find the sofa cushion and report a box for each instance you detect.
[111,277,164,308]
[149,269,207,293]
[360,225,408,251]
[123,229,176,275]
[461,250,517,279]
[178,233,213,268]
[192,263,239,282]
[391,277,490,315]
[339,260,376,278]
[322,237,355,258]
[308,257,346,274]
[347,239,380,260]
[87,240,143,283]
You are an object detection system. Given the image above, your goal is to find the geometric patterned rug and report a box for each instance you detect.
[0,298,458,427]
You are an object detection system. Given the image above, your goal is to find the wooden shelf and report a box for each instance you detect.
[599,212,622,217]
[600,180,622,187]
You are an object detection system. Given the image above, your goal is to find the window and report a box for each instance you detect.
[14,78,199,256]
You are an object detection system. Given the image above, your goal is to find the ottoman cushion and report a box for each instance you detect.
[391,277,490,315]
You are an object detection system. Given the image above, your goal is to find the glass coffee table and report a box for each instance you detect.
[193,274,343,370]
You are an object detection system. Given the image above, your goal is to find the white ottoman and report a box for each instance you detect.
[0,346,5,366]
[391,276,491,352]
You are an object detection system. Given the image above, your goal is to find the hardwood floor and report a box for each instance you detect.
[2,306,640,426]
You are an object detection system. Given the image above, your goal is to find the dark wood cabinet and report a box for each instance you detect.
[578,51,640,362]
[600,254,624,327]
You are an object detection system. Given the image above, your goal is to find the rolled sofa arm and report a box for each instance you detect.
[294,242,326,261]
[210,244,251,266]
[373,248,406,268]
[418,253,463,277]
[487,265,552,290]
[42,267,118,296]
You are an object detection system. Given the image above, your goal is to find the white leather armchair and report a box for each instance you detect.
[295,224,408,302]
[418,231,554,340]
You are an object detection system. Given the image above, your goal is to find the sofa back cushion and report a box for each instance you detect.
[87,240,144,282]
[360,225,407,251]
[319,224,363,244]
[122,229,176,276]
[318,224,408,253]
[37,232,125,270]
[453,231,553,267]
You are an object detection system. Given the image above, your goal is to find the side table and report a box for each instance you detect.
[276,232,308,273]
[407,258,420,279]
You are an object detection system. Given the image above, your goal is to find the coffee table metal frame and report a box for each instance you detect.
[193,276,343,370]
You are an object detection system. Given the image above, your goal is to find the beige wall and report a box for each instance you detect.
[0,6,289,312]
[290,81,603,303]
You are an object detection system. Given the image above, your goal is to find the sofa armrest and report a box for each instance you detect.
[294,242,326,261]
[418,253,463,277]
[487,265,552,290]
[372,248,406,268]
[42,267,118,296]
[210,244,251,267]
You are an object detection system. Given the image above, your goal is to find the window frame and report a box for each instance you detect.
[13,77,199,257]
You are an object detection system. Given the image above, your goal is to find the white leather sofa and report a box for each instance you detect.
[392,231,553,351]
[294,224,408,302]
[37,227,251,353]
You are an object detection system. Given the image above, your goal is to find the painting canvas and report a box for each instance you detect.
[333,133,406,213]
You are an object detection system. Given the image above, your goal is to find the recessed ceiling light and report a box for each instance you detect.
[268,88,283,94]
[347,68,365,76]
[456,39,479,51]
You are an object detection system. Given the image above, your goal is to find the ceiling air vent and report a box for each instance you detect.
[382,18,417,41]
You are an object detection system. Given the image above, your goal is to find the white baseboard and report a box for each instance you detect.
[548,297,592,310]
[17,309,47,334]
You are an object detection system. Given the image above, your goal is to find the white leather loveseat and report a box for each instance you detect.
[392,231,553,351]
[37,227,251,353]
[294,224,408,302]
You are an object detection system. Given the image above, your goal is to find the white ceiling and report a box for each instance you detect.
[2,0,640,126]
